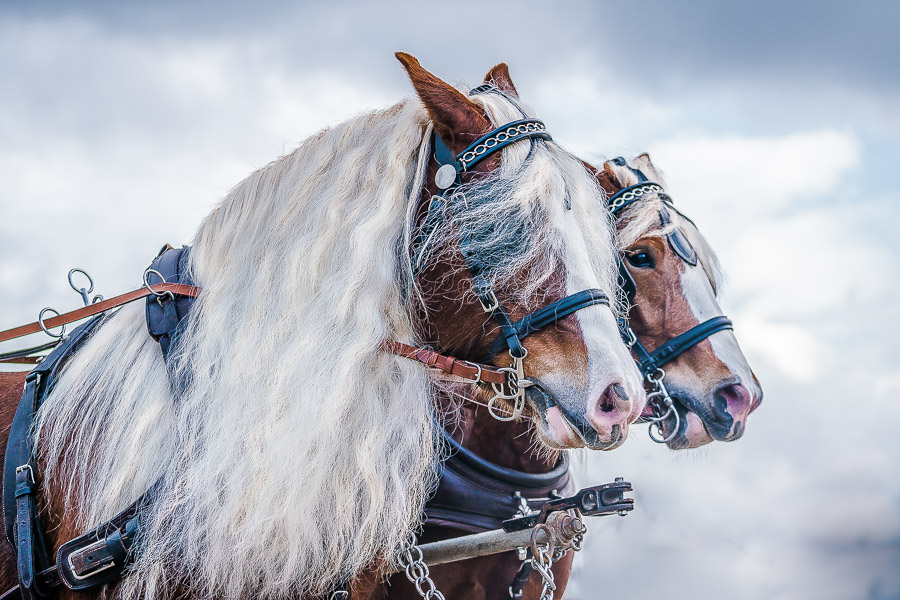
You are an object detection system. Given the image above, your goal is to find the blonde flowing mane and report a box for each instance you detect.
[35,89,621,600]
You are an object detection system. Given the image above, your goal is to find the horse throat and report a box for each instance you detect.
[454,405,559,474]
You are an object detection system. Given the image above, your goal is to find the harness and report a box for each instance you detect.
[607,157,734,442]
[424,431,573,534]
[0,116,613,599]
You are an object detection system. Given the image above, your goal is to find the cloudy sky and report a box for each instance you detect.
[1,2,898,599]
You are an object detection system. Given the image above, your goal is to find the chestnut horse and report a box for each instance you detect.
[383,68,763,600]
[0,54,644,600]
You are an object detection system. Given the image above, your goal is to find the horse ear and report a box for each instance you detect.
[632,153,655,172]
[483,63,519,98]
[594,161,620,195]
[396,52,490,146]
[631,153,665,184]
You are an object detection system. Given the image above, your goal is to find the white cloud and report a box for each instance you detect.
[648,130,861,220]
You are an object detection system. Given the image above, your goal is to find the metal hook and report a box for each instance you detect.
[645,369,681,443]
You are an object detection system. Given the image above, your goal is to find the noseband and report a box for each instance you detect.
[402,119,611,421]
[608,159,734,442]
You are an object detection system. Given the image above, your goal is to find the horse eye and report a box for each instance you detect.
[626,251,655,269]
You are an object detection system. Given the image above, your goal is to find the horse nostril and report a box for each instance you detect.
[714,382,753,419]
[599,383,629,412]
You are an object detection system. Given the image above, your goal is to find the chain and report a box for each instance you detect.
[458,121,548,169]
[607,182,665,213]
[397,534,446,600]
[530,543,556,600]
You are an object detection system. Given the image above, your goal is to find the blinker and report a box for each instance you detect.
[658,206,697,266]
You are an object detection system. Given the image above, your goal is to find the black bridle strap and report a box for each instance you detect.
[483,289,610,361]
[633,316,734,375]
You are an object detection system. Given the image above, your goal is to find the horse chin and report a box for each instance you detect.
[533,405,626,451]
[661,399,715,449]
[534,406,586,450]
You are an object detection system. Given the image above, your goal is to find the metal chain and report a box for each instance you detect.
[397,534,447,600]
[530,543,556,600]
[608,182,665,213]
[458,121,548,169]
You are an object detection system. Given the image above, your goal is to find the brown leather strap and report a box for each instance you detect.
[0,284,201,343]
[0,357,42,365]
[0,284,504,388]
[381,341,506,385]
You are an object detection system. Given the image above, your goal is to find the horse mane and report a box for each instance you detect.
[35,89,621,600]
[606,156,724,294]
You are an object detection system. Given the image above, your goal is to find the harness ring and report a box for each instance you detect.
[38,307,66,340]
[143,269,176,303]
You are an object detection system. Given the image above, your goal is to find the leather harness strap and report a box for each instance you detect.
[424,431,572,533]
[380,341,507,385]
[0,283,200,344]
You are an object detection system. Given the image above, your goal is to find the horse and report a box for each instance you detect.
[0,53,645,600]
[382,65,763,600]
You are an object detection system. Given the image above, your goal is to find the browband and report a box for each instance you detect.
[606,182,667,216]
[456,119,551,171]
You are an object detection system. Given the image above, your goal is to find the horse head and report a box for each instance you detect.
[596,154,763,449]
[397,54,644,451]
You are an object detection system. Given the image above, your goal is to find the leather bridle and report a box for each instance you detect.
[406,119,612,421]
[607,158,734,442]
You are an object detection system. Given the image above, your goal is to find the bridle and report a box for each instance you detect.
[607,159,734,443]
[403,118,612,422]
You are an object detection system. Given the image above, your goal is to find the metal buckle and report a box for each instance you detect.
[462,360,483,384]
[66,538,116,580]
[479,289,499,313]
[15,464,34,484]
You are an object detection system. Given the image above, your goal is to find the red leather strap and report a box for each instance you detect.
[381,341,506,385]
[0,284,504,389]
[0,284,201,344]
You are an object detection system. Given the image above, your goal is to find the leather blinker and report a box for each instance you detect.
[659,205,697,266]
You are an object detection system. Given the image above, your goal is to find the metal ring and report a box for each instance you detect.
[645,368,665,385]
[648,407,680,443]
[530,524,555,561]
[67,268,94,294]
[38,307,66,339]
[487,395,517,421]
[143,269,175,301]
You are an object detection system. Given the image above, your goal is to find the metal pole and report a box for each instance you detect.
[387,526,550,574]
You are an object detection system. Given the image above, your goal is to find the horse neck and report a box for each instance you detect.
[451,403,557,474]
